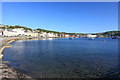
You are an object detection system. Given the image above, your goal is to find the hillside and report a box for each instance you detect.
[0,25,120,37]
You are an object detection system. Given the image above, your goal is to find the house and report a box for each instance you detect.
[54,33,58,37]
[39,32,47,37]
[3,28,25,36]
[46,33,58,38]
[3,29,17,36]
[12,28,25,35]
[65,34,70,37]
[61,33,65,37]
[46,33,54,37]
[58,34,62,37]
[87,34,97,38]
[71,35,75,37]
[25,32,38,37]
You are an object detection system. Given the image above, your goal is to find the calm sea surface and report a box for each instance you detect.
[3,38,118,78]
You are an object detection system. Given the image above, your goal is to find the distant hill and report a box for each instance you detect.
[0,25,120,37]
[36,28,61,34]
[102,31,120,37]
[1,25,33,32]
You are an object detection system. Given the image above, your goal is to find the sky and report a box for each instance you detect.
[2,2,118,33]
[1,0,120,2]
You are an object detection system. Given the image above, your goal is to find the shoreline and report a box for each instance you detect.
[0,37,39,79]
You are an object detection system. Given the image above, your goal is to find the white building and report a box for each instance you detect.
[87,34,97,38]
[65,34,70,37]
[46,33,59,37]
[24,32,38,37]
[3,29,17,36]
[40,32,47,37]
[3,28,25,36]
[47,33,54,37]
[12,28,25,35]
[54,33,58,37]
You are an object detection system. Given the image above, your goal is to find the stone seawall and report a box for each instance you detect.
[0,38,8,58]
[0,37,39,57]
[0,38,17,58]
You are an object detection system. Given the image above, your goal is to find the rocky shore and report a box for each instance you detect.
[0,63,33,79]
[0,37,38,79]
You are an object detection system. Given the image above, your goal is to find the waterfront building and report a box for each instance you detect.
[71,35,75,37]
[61,33,65,37]
[24,32,38,37]
[47,33,59,38]
[54,33,58,37]
[58,34,62,37]
[46,33,54,37]
[2,28,39,37]
[12,28,25,35]
[3,28,24,36]
[40,32,47,37]
[87,34,97,38]
[65,34,70,37]
[3,29,18,36]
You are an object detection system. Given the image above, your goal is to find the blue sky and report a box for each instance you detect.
[2,2,118,33]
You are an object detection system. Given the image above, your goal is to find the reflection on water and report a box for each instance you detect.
[3,38,118,78]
